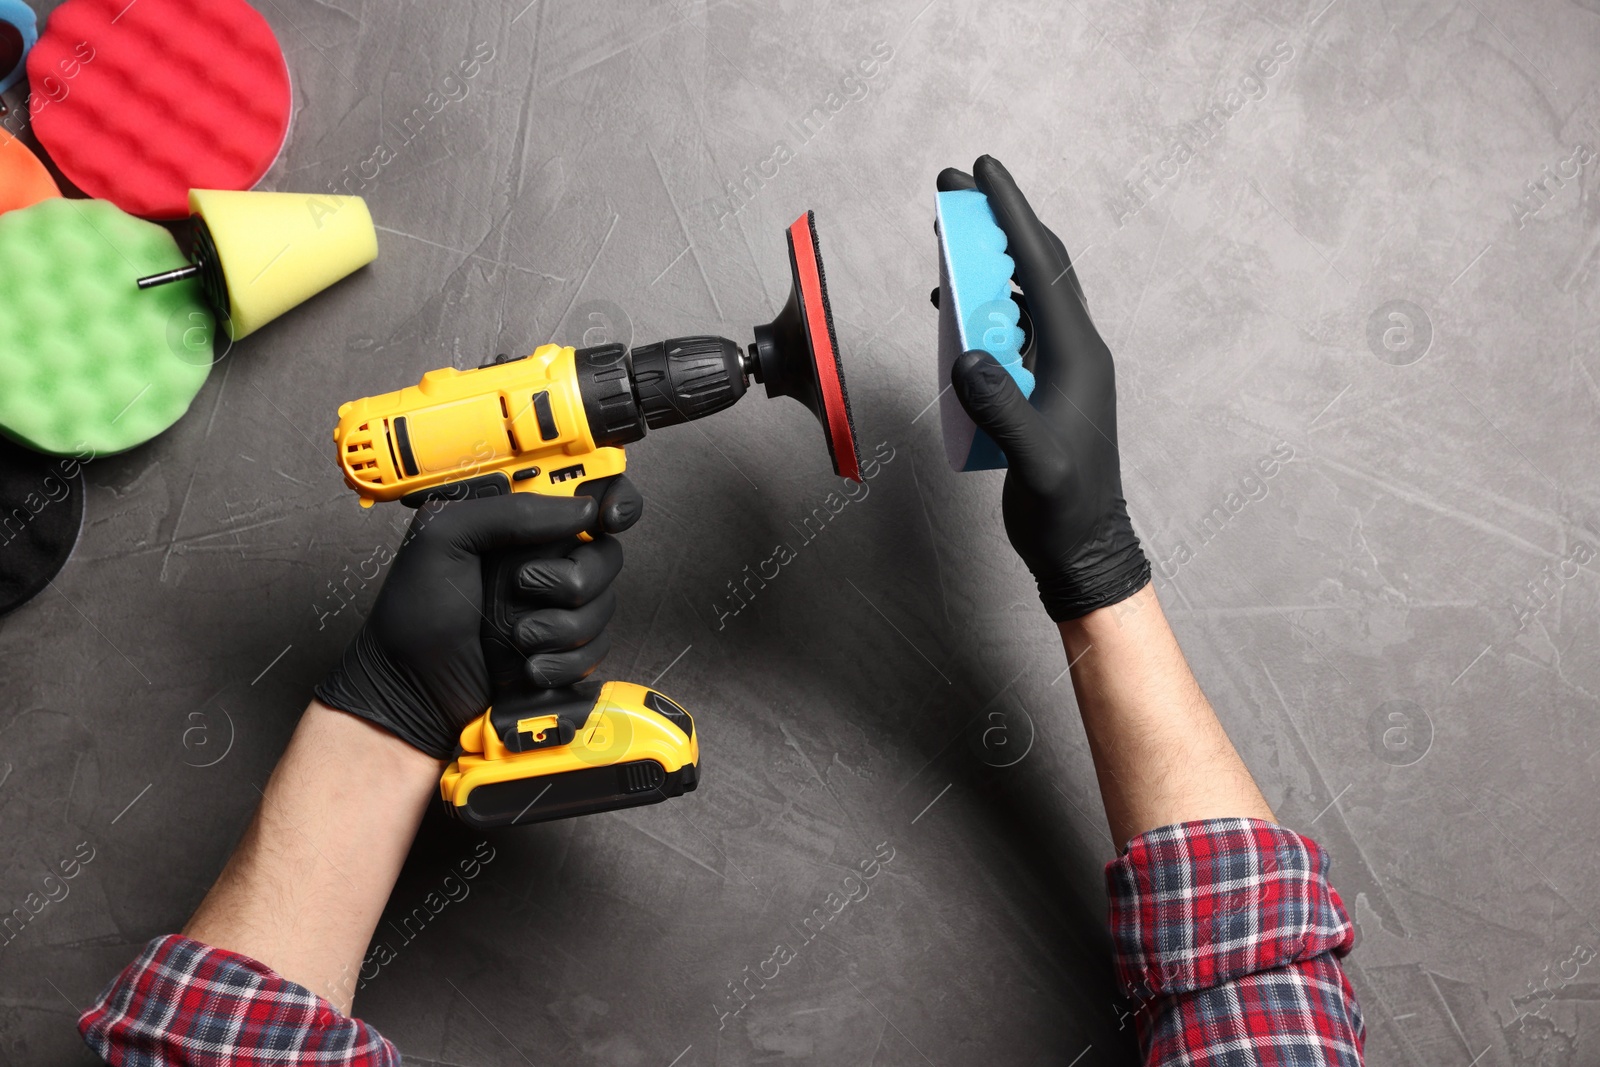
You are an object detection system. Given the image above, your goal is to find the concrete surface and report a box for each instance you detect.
[3,0,1599,1064]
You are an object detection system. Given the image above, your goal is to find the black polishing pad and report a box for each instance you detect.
[0,436,86,617]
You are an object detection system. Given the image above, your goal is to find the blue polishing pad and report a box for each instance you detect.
[936,188,1033,471]
[0,0,37,95]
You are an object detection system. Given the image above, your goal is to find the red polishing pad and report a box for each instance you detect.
[27,0,291,219]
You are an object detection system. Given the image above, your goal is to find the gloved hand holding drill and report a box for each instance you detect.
[315,479,642,759]
[942,156,1151,620]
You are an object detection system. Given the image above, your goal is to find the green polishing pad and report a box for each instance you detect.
[0,199,215,456]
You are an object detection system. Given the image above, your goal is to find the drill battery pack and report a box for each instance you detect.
[441,681,698,830]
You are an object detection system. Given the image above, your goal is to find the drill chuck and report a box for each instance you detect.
[574,335,748,446]
[630,335,747,429]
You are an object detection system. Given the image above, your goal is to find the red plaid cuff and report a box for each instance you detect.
[1106,818,1364,1065]
[79,934,399,1066]
[1107,817,1355,997]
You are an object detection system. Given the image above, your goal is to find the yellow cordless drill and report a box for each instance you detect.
[332,212,859,829]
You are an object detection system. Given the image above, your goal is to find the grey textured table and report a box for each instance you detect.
[3,1,1599,1064]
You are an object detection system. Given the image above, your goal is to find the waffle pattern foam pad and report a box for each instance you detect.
[936,188,1033,472]
[0,199,214,455]
[27,0,291,219]
[0,435,85,617]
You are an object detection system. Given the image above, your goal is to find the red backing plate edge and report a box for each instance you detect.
[788,213,861,481]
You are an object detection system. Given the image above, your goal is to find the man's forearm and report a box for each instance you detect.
[183,701,441,1013]
[1059,583,1273,847]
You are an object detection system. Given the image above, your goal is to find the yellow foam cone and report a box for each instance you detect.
[189,189,378,340]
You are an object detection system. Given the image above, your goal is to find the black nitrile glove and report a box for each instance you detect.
[315,478,642,758]
[941,156,1150,620]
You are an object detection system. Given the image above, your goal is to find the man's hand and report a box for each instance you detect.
[314,478,642,759]
[942,155,1150,620]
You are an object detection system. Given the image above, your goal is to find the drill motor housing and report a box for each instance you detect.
[333,336,748,509]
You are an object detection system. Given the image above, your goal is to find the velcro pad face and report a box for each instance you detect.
[789,210,861,482]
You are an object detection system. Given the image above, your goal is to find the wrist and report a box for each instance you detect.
[1057,579,1156,658]
[1040,546,1151,622]
[307,699,445,783]
[183,702,441,1013]
[314,625,462,759]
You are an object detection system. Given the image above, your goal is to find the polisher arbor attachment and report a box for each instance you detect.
[747,211,861,482]
[565,211,863,482]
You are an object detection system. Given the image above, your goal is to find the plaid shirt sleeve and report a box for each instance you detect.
[1106,817,1365,1066]
[78,934,400,1066]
